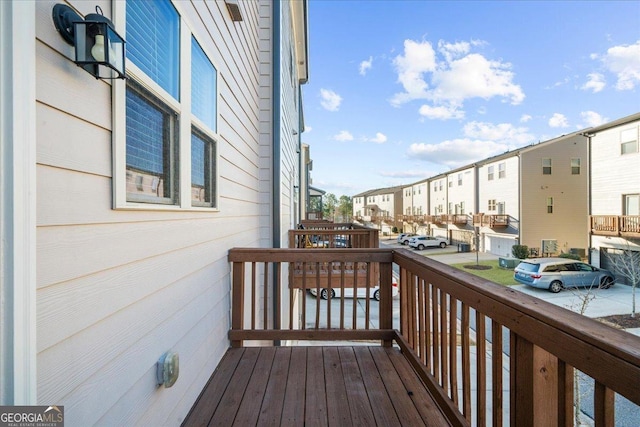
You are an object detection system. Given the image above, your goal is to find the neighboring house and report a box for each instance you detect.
[519,131,589,258]
[0,1,308,425]
[383,128,598,257]
[588,113,640,282]
[446,166,476,244]
[400,180,429,234]
[352,186,403,233]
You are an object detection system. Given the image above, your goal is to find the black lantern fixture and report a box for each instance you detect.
[52,4,126,80]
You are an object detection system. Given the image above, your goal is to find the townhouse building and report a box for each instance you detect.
[400,180,429,234]
[375,129,595,258]
[587,113,640,282]
[1,0,309,424]
[353,186,403,233]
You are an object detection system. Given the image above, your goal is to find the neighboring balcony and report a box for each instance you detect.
[473,213,509,228]
[183,246,640,426]
[447,214,469,225]
[591,215,640,238]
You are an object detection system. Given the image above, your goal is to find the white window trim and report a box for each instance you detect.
[112,1,220,211]
[0,0,37,403]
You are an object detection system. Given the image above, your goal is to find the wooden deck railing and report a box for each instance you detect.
[228,247,640,427]
[591,215,640,237]
[289,223,379,249]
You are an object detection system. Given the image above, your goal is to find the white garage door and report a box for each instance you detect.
[486,235,516,257]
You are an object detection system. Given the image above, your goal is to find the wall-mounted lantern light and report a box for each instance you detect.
[52,4,126,80]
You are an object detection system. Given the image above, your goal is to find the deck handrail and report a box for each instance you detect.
[228,247,640,426]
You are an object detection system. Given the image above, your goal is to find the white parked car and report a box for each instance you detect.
[408,235,449,250]
[397,233,416,245]
[310,278,399,301]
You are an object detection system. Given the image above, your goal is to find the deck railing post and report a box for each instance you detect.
[511,334,559,427]
[380,261,393,347]
[231,261,245,348]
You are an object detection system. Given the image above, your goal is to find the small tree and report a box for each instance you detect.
[605,247,640,318]
[511,245,529,259]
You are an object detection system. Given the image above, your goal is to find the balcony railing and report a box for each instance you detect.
[591,215,640,237]
[474,213,510,228]
[290,222,379,249]
[185,247,640,426]
[447,214,469,225]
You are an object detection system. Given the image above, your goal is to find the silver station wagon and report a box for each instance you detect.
[513,258,616,293]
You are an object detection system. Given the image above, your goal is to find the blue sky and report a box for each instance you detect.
[301,0,640,197]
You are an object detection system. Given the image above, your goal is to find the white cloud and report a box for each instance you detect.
[407,139,510,168]
[390,38,524,115]
[548,113,569,128]
[437,40,471,62]
[580,111,608,128]
[320,89,342,111]
[418,104,464,120]
[520,114,532,123]
[390,40,437,105]
[333,130,353,142]
[597,41,640,90]
[581,73,606,93]
[431,54,525,105]
[463,121,535,146]
[359,56,373,76]
[367,132,388,144]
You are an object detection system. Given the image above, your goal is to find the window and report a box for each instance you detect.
[542,158,552,175]
[434,183,437,192]
[498,162,506,178]
[191,129,215,206]
[571,158,581,175]
[621,128,638,155]
[460,201,465,214]
[448,202,453,214]
[547,197,553,214]
[439,181,443,191]
[624,194,640,215]
[125,82,178,204]
[488,166,494,181]
[117,0,219,209]
[488,199,496,211]
[458,173,462,186]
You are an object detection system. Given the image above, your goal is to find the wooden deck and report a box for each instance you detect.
[182,345,450,426]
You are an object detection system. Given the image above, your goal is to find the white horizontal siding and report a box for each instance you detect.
[591,121,640,215]
[34,0,275,425]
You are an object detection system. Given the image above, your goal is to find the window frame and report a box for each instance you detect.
[487,165,494,181]
[113,0,221,211]
[547,197,553,214]
[620,127,638,155]
[498,162,506,179]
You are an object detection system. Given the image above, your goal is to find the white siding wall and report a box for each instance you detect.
[34,0,287,424]
[478,157,519,219]
[447,168,475,215]
[591,121,640,216]
[590,119,640,267]
[430,178,447,215]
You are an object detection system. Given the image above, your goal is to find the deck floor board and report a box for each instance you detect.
[182,345,450,426]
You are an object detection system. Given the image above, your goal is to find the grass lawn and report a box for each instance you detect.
[449,260,519,286]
